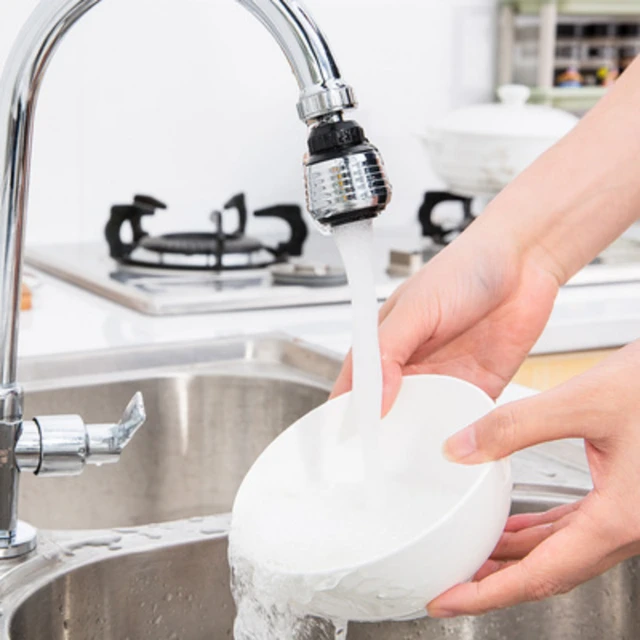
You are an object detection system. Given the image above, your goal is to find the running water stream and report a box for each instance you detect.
[231,220,383,639]
[332,220,384,485]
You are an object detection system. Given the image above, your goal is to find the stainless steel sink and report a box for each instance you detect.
[2,487,638,639]
[0,336,633,639]
[17,336,337,529]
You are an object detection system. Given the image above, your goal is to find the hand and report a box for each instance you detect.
[331,222,561,413]
[427,340,640,617]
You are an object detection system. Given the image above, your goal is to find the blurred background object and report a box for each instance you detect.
[500,0,640,114]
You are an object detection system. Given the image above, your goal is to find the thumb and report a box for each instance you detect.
[443,376,608,464]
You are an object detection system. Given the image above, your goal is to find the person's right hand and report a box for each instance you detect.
[331,220,562,413]
[427,339,640,617]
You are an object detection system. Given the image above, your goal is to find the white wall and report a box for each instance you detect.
[0,0,497,246]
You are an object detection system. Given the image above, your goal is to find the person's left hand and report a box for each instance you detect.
[427,339,640,618]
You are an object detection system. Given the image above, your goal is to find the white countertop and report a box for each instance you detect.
[19,268,640,361]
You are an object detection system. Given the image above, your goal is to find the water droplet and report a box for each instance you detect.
[65,535,122,552]
[139,530,162,541]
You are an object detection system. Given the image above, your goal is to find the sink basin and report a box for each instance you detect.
[18,336,337,529]
[4,487,639,640]
[2,335,630,639]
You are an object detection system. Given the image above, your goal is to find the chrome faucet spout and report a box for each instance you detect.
[236,0,357,121]
[0,0,391,556]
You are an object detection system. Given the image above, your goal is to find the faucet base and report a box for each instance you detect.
[0,521,36,559]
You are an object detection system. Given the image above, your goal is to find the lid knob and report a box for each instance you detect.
[497,84,531,107]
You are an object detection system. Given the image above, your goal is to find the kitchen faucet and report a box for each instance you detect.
[0,0,391,558]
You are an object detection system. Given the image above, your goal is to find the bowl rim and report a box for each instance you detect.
[231,373,510,578]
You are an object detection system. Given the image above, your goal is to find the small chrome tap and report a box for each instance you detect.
[15,393,146,478]
[0,0,391,557]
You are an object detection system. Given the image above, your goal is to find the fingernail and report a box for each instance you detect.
[443,425,477,462]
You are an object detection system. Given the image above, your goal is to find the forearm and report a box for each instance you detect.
[475,56,640,285]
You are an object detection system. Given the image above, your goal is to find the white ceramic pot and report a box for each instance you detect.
[420,85,579,198]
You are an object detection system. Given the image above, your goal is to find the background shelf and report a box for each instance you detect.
[529,86,609,109]
[502,1,640,17]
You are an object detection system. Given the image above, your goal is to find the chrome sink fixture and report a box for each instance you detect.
[0,0,391,558]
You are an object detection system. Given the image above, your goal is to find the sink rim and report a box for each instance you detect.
[0,483,587,638]
[18,332,342,393]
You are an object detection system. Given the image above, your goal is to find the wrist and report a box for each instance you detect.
[476,189,574,289]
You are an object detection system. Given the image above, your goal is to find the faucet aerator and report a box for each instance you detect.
[304,119,392,229]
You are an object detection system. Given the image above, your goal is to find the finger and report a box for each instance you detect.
[330,347,404,418]
[378,281,405,325]
[492,520,571,561]
[380,358,404,416]
[443,372,612,464]
[375,294,444,414]
[473,559,518,581]
[505,500,582,532]
[330,350,353,400]
[428,508,614,617]
[492,503,583,563]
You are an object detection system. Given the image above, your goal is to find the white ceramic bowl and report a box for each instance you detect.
[230,375,512,622]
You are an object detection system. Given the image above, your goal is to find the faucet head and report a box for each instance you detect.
[304,119,392,229]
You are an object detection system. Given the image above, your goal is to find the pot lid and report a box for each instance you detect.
[434,85,579,138]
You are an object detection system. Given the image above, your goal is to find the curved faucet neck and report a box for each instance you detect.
[0,0,356,547]
[0,0,356,389]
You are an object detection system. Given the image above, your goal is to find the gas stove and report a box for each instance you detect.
[105,193,312,273]
[26,193,396,315]
[25,191,640,316]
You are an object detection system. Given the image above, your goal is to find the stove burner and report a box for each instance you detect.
[105,193,308,272]
[139,233,264,256]
[387,191,477,278]
[418,191,474,247]
[270,262,347,287]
